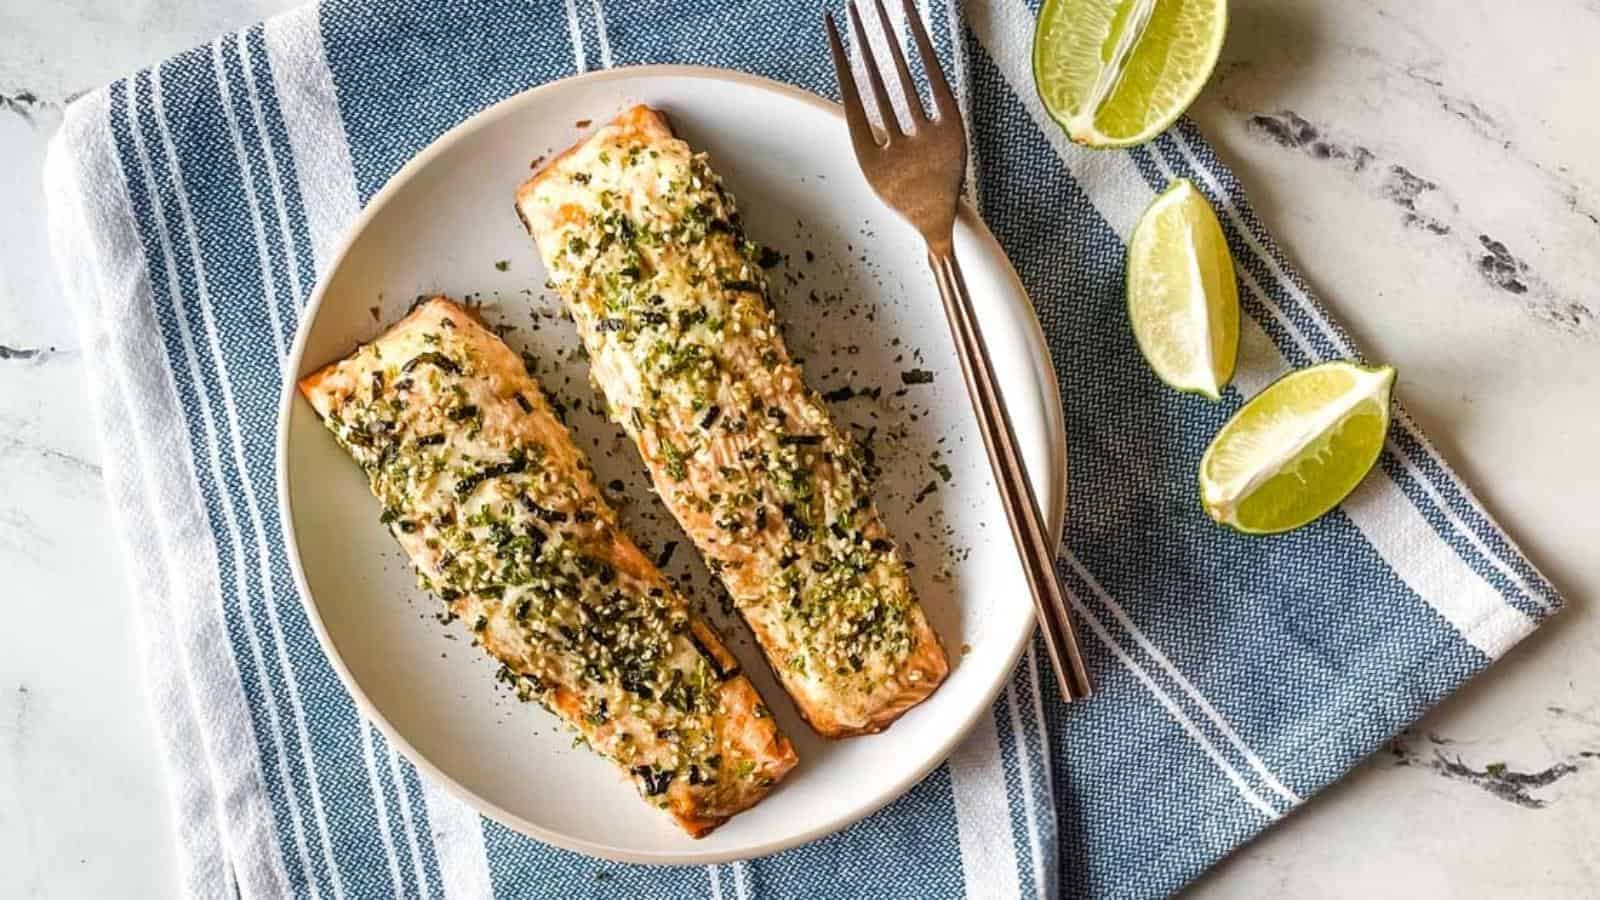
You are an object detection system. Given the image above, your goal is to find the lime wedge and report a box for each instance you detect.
[1034,0,1228,148]
[1200,361,1397,534]
[1127,179,1239,400]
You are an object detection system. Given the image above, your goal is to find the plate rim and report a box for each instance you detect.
[275,63,1067,865]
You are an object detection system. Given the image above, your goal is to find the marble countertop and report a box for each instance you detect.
[2,1,1596,897]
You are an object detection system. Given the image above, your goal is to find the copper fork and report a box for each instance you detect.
[826,0,1093,700]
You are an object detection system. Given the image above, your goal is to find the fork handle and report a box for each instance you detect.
[928,248,1095,701]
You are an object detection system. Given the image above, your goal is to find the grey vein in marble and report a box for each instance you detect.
[1477,236,1531,295]
[0,90,43,125]
[1395,60,1600,237]
[0,422,104,480]
[1386,732,1599,810]
[1238,107,1596,335]
[0,435,103,479]
[1241,109,1374,171]
[5,684,32,760]
[0,345,49,361]
[1380,165,1450,236]
[1402,66,1509,149]
[1547,705,1600,729]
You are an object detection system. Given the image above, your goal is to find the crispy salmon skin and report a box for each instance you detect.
[298,297,796,836]
[516,107,949,737]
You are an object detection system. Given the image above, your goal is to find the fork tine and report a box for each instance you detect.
[826,12,885,157]
[872,0,926,121]
[898,0,957,119]
[847,0,907,140]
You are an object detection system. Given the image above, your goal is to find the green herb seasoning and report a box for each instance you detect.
[524,111,943,732]
[311,299,786,811]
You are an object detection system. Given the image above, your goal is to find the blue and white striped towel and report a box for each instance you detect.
[43,0,1562,897]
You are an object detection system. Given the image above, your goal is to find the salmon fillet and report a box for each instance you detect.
[298,297,797,836]
[515,107,949,737]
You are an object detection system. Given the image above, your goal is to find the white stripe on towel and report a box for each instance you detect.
[262,6,361,275]
[150,63,351,900]
[418,775,495,900]
[589,0,615,68]
[263,8,501,894]
[119,73,328,900]
[564,0,588,74]
[237,28,309,310]
[947,706,1025,900]
[209,39,288,362]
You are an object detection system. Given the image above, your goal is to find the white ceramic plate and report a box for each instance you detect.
[278,65,1065,864]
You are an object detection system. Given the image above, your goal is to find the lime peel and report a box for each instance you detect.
[1034,0,1228,148]
[1200,362,1397,534]
[1127,178,1239,400]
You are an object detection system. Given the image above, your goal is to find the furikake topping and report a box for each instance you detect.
[534,135,921,692]
[318,313,761,804]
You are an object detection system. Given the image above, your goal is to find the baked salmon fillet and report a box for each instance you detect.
[298,297,796,836]
[515,106,949,737]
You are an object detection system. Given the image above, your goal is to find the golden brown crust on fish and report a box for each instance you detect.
[299,297,796,835]
[517,108,948,738]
